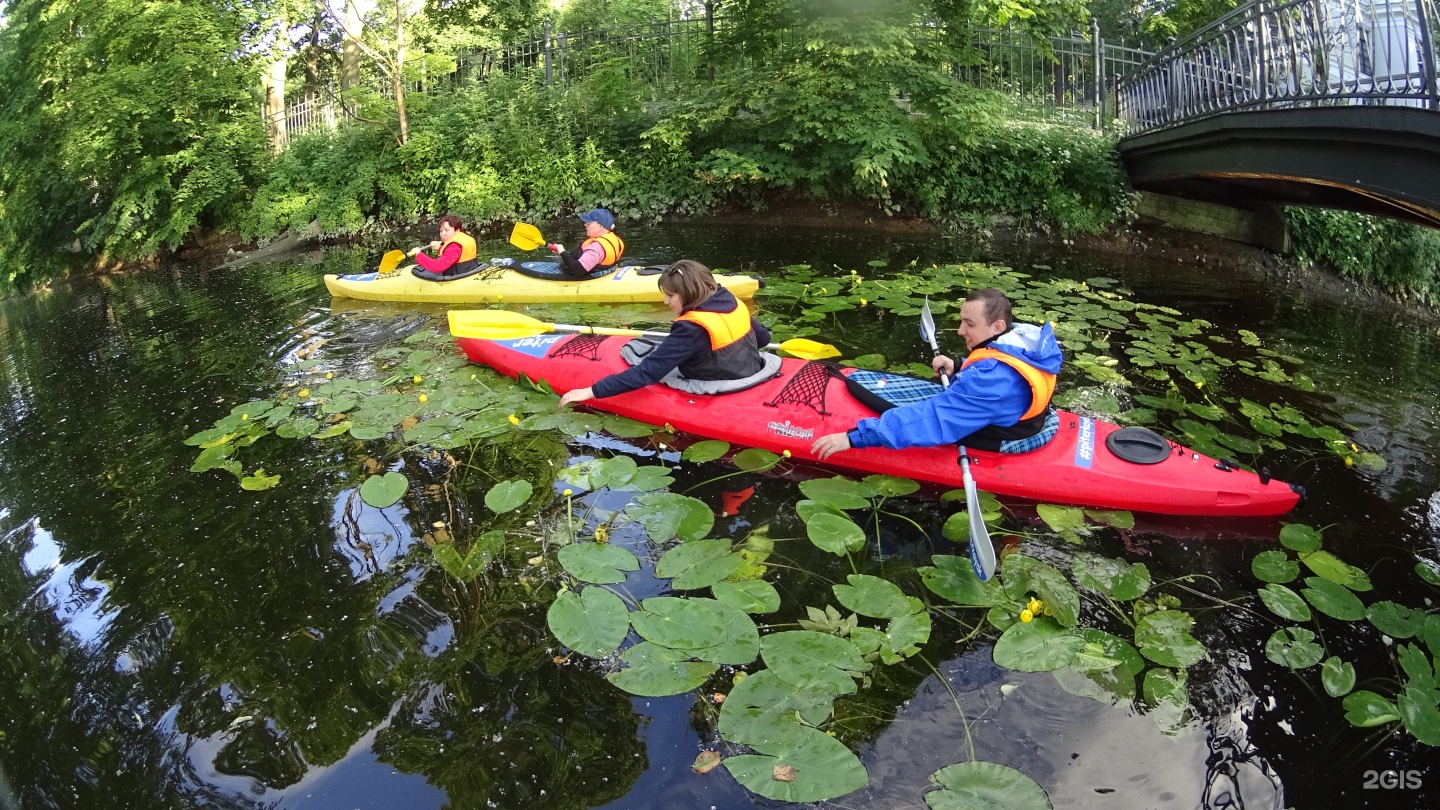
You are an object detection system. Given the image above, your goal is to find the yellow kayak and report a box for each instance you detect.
[324,260,761,304]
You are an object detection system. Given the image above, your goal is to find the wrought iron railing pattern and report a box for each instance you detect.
[1115,0,1440,135]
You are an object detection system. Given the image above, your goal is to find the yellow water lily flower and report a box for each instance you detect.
[563,488,573,497]
[413,375,423,384]
[241,413,249,421]
[782,449,792,458]
[594,525,609,544]
[860,298,868,307]
[298,388,310,399]
[1345,456,1354,468]
[326,372,333,379]
[1350,443,1359,452]
[1020,609,1034,623]
[508,413,520,425]
[1027,597,1044,615]
[418,394,428,403]
[1195,380,1205,390]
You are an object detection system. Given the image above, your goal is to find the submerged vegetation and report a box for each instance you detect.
[173,255,1432,805]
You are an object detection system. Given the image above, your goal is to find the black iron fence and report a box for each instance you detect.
[1115,0,1440,135]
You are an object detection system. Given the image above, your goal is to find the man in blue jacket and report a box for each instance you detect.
[812,288,1063,459]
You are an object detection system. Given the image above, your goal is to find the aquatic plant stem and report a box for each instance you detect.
[920,654,976,763]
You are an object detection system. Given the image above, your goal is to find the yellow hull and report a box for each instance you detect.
[324,266,761,304]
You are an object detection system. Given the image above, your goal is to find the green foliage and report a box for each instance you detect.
[1288,206,1440,304]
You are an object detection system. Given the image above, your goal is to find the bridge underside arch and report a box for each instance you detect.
[1119,106,1440,229]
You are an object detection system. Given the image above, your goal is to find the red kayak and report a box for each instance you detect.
[456,333,1304,517]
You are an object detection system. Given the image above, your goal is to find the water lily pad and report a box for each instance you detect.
[1265,626,1323,669]
[733,448,781,471]
[1142,667,1188,716]
[656,539,743,590]
[718,669,836,745]
[799,477,876,510]
[1251,550,1299,583]
[925,761,1051,810]
[712,579,781,614]
[1073,553,1151,601]
[557,542,640,584]
[863,474,920,496]
[1083,509,1135,529]
[359,471,407,507]
[723,725,868,802]
[806,512,866,556]
[628,492,714,542]
[796,499,847,522]
[920,554,1006,607]
[761,630,869,695]
[688,599,762,666]
[484,479,533,513]
[1343,690,1399,727]
[1322,656,1356,697]
[1279,523,1322,553]
[992,618,1085,672]
[630,596,733,651]
[607,642,717,697]
[1301,576,1365,621]
[1035,503,1087,533]
[1398,643,1434,688]
[547,587,629,658]
[833,574,914,619]
[1257,584,1311,622]
[1416,560,1440,588]
[1001,555,1080,628]
[591,455,639,489]
[1300,550,1372,591]
[1398,686,1440,745]
[879,611,932,664]
[682,440,730,463]
[1367,601,1424,639]
[1134,610,1207,668]
[600,414,655,438]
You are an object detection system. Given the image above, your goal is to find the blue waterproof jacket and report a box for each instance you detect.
[847,322,1063,450]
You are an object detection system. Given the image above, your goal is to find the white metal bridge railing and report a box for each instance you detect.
[1115,0,1440,136]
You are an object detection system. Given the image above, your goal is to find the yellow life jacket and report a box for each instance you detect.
[443,231,479,267]
[961,347,1056,421]
[678,298,754,350]
[580,231,624,268]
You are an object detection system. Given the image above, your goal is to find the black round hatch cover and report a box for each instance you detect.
[1105,427,1171,465]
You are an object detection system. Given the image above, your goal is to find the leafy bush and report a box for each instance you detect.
[1287,207,1440,303]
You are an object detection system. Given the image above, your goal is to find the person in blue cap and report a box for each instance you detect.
[548,208,625,279]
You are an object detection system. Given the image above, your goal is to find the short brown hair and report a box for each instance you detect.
[965,287,1013,328]
[659,259,717,310]
[437,214,464,232]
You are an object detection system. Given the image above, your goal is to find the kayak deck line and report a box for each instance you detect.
[324,263,762,304]
[455,332,1304,518]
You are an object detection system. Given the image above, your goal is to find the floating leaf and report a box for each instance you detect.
[733,448,781,471]
[1416,561,1440,588]
[275,417,320,439]
[1035,503,1087,533]
[656,540,743,590]
[1134,610,1207,668]
[1343,690,1399,727]
[688,600,762,666]
[920,554,1006,607]
[547,588,629,658]
[1398,686,1440,745]
[557,542,640,584]
[1367,601,1424,639]
[806,512,867,556]
[1279,523,1322,553]
[1083,509,1135,529]
[862,474,920,497]
[1073,553,1151,601]
[719,670,837,748]
[682,440,730,463]
[1251,550,1299,583]
[723,726,868,802]
[761,631,869,696]
[1398,643,1435,689]
[879,611,931,664]
[630,596,732,651]
[607,642,717,697]
[713,579,781,614]
[832,574,914,619]
[1322,656,1356,697]
[1265,627,1324,669]
[1301,576,1365,621]
[1300,550,1372,591]
[484,479,533,513]
[1257,584,1311,622]
[925,761,1051,810]
[1142,668,1189,733]
[796,499,847,522]
[1052,629,1145,706]
[1001,555,1080,628]
[599,414,655,438]
[617,465,674,492]
[799,477,876,510]
[359,471,407,507]
[992,618,1085,672]
[692,751,722,774]
[591,455,639,489]
[628,492,714,542]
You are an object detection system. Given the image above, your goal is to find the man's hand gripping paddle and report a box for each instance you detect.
[921,297,997,581]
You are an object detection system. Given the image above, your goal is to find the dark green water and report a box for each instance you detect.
[2,222,1438,809]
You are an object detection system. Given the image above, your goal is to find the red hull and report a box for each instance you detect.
[457,334,1303,517]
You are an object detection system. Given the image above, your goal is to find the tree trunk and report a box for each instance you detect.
[342,0,361,91]
[263,55,288,152]
[304,11,322,103]
[393,0,408,145]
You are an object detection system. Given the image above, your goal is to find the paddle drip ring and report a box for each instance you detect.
[1105,427,1173,465]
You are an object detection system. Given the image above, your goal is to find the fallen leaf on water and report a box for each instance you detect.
[552,654,570,665]
[713,692,726,704]
[692,751,722,774]
[772,764,798,782]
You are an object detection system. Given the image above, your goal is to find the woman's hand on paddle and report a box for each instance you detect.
[407,245,426,257]
[559,386,595,408]
[932,355,956,378]
[812,432,852,460]
[548,243,564,254]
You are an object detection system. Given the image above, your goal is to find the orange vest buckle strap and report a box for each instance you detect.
[961,347,1056,421]
[678,299,753,350]
[581,231,624,267]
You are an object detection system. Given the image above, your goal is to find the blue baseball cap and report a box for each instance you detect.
[578,208,615,230]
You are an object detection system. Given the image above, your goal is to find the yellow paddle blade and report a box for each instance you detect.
[777,338,840,360]
[377,249,406,274]
[509,222,545,251]
[448,309,555,340]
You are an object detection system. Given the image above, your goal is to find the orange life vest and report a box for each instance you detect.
[580,231,624,268]
[442,231,479,273]
[961,347,1056,421]
[677,298,754,350]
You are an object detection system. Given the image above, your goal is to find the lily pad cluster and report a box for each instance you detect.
[759,261,1383,471]
[1250,524,1440,746]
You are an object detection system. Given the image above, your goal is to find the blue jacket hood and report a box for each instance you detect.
[986,322,1062,374]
